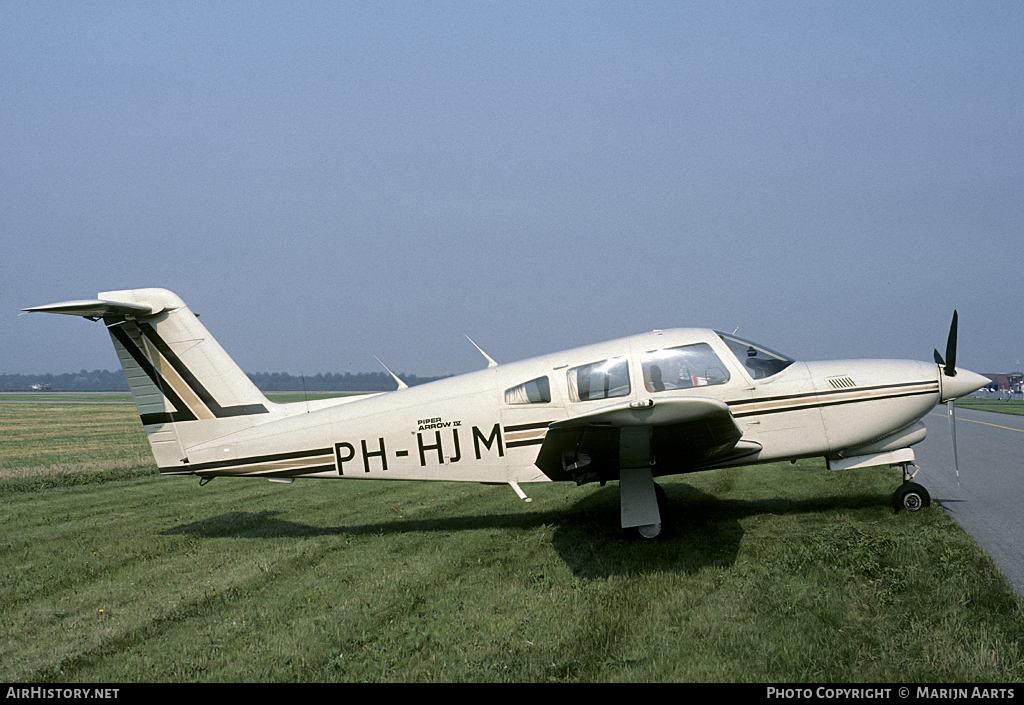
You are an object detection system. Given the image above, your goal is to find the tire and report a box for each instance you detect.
[636,522,663,539]
[893,482,931,512]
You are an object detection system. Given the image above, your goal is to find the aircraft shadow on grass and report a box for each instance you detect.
[161,483,891,579]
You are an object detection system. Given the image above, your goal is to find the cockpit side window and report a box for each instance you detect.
[567,358,630,402]
[641,344,730,392]
[504,376,551,404]
[716,332,795,379]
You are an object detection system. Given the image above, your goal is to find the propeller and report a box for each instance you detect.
[947,398,960,486]
[933,310,958,377]
[934,310,961,485]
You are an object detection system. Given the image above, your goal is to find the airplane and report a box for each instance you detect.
[23,288,988,539]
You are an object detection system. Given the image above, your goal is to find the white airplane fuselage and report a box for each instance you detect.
[24,289,988,534]
[168,328,979,485]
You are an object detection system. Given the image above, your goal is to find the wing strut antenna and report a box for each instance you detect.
[374,357,408,391]
[465,335,498,368]
[509,481,532,503]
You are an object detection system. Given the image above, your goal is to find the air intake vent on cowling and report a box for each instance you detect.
[828,376,856,389]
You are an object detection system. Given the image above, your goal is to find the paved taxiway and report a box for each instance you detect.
[912,406,1024,596]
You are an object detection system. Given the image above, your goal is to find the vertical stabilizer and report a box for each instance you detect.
[24,289,277,472]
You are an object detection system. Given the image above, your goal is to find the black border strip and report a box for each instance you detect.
[506,438,546,448]
[731,380,938,407]
[503,420,553,449]
[109,325,198,423]
[108,319,268,425]
[171,446,336,474]
[729,382,939,418]
[138,322,269,418]
[503,420,554,432]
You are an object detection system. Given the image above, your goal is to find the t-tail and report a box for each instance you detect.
[23,289,279,473]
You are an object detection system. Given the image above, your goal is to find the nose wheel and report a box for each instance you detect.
[893,481,931,512]
[892,463,930,512]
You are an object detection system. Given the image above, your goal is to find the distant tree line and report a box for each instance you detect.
[0,370,129,391]
[1,370,447,392]
[245,371,447,392]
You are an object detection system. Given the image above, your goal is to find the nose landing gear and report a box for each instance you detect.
[892,462,931,512]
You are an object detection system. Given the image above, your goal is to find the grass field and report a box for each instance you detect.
[957,398,1024,417]
[2,396,1024,682]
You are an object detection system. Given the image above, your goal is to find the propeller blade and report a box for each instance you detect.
[944,310,958,376]
[933,349,945,366]
[947,399,960,487]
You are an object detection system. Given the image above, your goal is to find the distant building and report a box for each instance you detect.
[980,373,1023,392]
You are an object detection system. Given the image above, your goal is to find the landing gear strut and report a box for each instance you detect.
[635,483,670,539]
[892,462,930,512]
[620,466,672,539]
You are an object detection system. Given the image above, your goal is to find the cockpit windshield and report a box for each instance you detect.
[716,332,796,379]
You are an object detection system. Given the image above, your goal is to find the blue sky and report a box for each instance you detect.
[3,1,1022,378]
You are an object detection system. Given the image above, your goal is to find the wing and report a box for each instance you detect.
[533,396,760,483]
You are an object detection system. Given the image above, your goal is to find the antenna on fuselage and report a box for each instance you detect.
[465,335,498,368]
[374,356,409,390]
[301,371,310,413]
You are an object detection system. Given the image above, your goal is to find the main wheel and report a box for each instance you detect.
[636,522,662,539]
[633,483,670,539]
[892,482,931,512]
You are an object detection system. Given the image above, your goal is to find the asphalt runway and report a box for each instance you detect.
[911,405,1024,596]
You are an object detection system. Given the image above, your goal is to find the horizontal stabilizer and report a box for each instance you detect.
[23,299,157,319]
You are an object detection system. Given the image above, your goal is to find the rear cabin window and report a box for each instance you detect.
[567,357,630,402]
[641,344,730,392]
[504,376,552,404]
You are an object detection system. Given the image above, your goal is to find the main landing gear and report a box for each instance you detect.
[892,462,931,512]
[620,466,671,539]
[635,483,670,539]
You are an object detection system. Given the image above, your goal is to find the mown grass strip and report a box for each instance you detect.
[0,403,152,480]
[956,398,1024,417]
